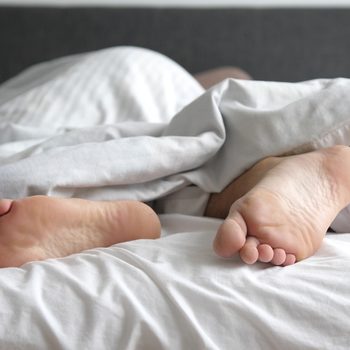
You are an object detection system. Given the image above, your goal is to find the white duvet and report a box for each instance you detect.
[0,47,350,349]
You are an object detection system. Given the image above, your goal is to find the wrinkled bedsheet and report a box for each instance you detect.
[1,47,350,349]
[0,215,349,349]
[1,46,350,228]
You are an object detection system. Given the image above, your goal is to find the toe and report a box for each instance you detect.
[283,254,296,266]
[0,199,13,217]
[271,248,287,265]
[257,244,274,263]
[239,236,259,264]
[213,210,247,258]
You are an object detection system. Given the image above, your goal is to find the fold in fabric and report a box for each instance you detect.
[1,47,350,231]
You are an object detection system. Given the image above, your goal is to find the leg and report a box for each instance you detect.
[205,146,350,266]
[0,196,160,267]
[194,66,251,89]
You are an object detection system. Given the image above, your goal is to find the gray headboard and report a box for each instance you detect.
[0,6,349,84]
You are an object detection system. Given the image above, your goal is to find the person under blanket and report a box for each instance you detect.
[1,144,348,268]
[0,61,349,268]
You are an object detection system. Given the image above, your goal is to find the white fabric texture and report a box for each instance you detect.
[1,47,350,229]
[0,215,349,350]
[2,46,350,349]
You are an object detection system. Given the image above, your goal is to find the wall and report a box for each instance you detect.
[1,0,350,7]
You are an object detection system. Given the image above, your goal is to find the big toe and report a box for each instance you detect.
[213,210,247,258]
[0,199,13,216]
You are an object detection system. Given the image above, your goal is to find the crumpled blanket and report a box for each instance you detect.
[1,46,350,230]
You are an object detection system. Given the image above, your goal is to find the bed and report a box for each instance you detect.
[1,6,350,350]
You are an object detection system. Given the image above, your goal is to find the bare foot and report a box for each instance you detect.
[0,196,161,267]
[205,146,350,266]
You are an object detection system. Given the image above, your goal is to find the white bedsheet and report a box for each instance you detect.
[0,215,349,349]
[1,47,350,228]
[1,47,350,349]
